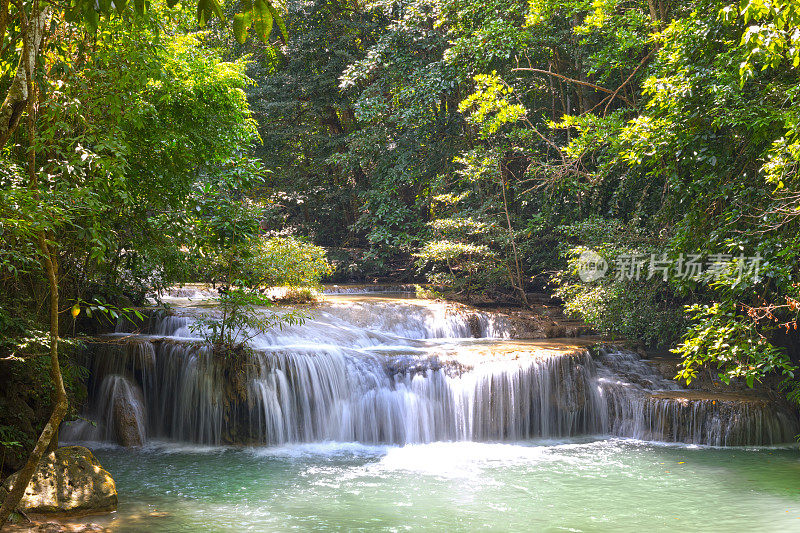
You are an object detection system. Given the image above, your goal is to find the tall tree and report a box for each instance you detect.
[0,0,277,525]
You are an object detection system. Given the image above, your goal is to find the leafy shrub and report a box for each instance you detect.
[248,236,332,291]
[191,235,328,356]
[191,289,304,352]
[674,302,797,388]
[415,239,505,296]
[554,244,686,348]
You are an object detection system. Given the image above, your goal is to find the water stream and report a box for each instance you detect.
[60,290,800,531]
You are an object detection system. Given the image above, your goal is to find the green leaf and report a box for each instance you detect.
[98,0,112,16]
[83,6,99,33]
[209,0,225,22]
[252,0,273,43]
[233,13,251,44]
[267,3,287,43]
[197,0,209,25]
[65,5,82,22]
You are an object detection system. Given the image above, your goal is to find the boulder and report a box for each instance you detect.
[2,446,117,515]
[112,382,146,447]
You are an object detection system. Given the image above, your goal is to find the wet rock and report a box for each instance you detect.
[112,380,146,447]
[386,353,471,378]
[544,324,566,338]
[466,314,482,338]
[3,520,109,532]
[551,358,588,413]
[2,446,117,515]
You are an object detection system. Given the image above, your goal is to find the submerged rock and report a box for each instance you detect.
[1,446,117,515]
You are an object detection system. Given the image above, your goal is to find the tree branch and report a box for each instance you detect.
[603,48,656,115]
[511,67,633,106]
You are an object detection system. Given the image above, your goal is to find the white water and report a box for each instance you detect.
[63,293,798,447]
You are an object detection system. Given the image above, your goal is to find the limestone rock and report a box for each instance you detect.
[2,446,117,515]
[112,381,146,447]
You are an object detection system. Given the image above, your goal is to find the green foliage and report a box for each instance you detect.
[554,240,686,347]
[459,73,526,137]
[222,0,388,250]
[0,426,24,451]
[674,303,797,388]
[248,236,333,290]
[416,239,499,291]
[0,316,89,473]
[191,288,304,351]
[188,235,319,354]
[1,3,265,305]
[59,0,286,45]
[70,297,145,326]
[415,144,526,297]
[728,0,800,81]
[188,229,328,352]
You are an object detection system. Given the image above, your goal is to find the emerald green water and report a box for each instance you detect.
[79,439,800,532]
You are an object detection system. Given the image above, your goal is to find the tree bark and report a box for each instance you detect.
[0,0,9,56]
[0,18,68,523]
[0,5,50,149]
[0,236,67,529]
[648,0,670,24]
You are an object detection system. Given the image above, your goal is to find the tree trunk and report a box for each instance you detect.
[0,20,68,523]
[0,5,49,149]
[499,164,528,306]
[648,0,670,24]
[0,236,67,529]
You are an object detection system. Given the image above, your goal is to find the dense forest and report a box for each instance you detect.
[2,0,800,525]
[248,0,800,390]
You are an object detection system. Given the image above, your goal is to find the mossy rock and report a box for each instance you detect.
[2,446,117,515]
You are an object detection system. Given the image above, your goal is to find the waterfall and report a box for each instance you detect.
[65,374,147,446]
[62,296,799,447]
[245,348,604,444]
[641,393,797,445]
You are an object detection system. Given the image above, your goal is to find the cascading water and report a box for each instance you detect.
[62,292,799,447]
